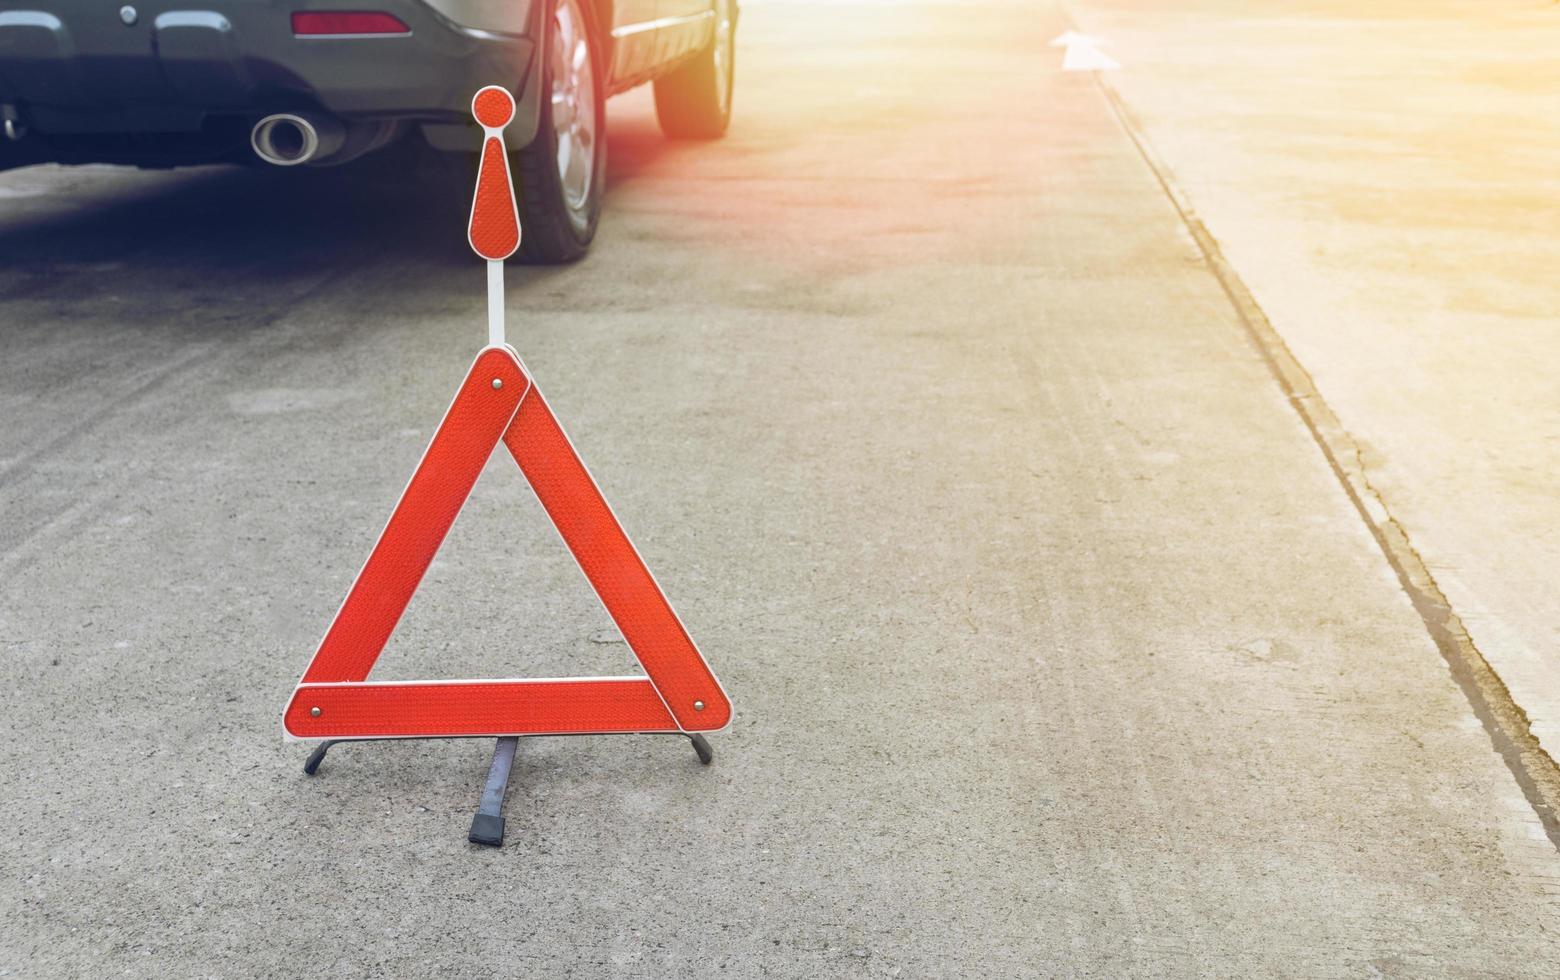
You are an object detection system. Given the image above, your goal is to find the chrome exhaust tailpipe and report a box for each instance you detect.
[2,105,26,142]
[251,113,345,166]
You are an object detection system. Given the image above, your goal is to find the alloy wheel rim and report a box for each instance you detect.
[713,0,733,113]
[550,0,596,220]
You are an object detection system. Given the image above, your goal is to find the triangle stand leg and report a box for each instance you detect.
[303,740,341,775]
[468,736,519,847]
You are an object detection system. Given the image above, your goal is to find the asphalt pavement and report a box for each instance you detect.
[2,0,1558,976]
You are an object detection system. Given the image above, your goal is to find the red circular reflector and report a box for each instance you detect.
[472,86,515,129]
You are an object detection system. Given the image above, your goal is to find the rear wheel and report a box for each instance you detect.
[653,0,736,139]
[511,0,604,263]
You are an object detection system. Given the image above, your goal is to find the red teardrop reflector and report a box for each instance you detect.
[468,136,520,260]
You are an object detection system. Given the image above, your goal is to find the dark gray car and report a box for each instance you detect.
[0,0,737,260]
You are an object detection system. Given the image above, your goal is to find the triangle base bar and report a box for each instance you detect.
[284,677,726,739]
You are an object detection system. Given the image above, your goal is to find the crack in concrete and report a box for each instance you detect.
[1090,72,1560,853]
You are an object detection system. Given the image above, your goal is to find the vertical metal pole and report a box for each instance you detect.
[487,259,504,347]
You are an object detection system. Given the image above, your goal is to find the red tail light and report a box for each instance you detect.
[291,11,411,35]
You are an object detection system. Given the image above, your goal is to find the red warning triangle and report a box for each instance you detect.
[283,346,731,739]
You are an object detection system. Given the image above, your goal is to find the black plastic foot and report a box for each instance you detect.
[303,740,338,776]
[468,736,519,847]
[468,812,505,847]
[689,733,713,765]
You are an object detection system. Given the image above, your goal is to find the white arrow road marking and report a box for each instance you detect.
[1050,30,1121,71]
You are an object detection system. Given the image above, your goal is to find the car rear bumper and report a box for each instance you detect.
[0,0,542,164]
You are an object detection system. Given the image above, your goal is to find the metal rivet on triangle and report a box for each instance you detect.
[310,706,322,717]
[491,378,503,390]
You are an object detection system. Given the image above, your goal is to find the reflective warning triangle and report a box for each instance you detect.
[283,345,731,739]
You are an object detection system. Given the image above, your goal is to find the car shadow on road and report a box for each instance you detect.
[0,159,464,275]
[0,114,679,312]
[602,106,680,193]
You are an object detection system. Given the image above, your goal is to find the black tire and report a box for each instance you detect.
[512,0,606,263]
[653,0,737,140]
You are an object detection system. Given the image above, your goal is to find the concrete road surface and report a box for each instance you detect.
[2,0,1558,975]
